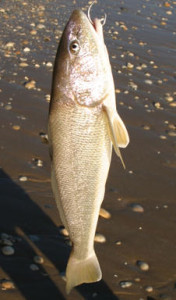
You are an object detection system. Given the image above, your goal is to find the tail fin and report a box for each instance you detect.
[66,250,102,294]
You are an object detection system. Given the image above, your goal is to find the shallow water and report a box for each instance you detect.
[0,0,176,299]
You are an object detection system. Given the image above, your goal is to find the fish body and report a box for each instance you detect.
[48,9,129,293]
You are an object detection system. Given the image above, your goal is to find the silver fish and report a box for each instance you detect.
[48,8,129,294]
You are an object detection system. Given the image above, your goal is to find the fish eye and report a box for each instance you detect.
[69,40,80,54]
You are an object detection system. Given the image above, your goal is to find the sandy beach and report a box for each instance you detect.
[0,0,176,299]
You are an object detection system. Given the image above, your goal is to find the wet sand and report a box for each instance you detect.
[0,0,176,299]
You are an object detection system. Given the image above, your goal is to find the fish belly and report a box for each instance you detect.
[49,103,112,256]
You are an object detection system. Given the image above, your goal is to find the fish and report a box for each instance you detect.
[48,7,129,294]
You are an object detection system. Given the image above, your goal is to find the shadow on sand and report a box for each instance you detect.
[0,169,119,300]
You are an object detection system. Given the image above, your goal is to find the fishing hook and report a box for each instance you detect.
[87,1,107,26]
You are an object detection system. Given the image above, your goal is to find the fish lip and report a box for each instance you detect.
[92,18,99,33]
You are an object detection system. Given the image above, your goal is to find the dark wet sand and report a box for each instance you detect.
[0,0,176,299]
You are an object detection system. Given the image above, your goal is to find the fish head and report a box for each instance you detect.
[51,9,112,107]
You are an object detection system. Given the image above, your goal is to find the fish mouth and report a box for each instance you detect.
[90,17,105,42]
[91,18,102,34]
[89,15,106,31]
[92,19,99,32]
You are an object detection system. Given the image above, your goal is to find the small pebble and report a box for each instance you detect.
[23,47,30,52]
[1,279,15,290]
[145,286,153,292]
[136,260,150,271]
[45,94,50,102]
[153,102,161,109]
[120,24,128,31]
[166,10,172,15]
[1,246,15,256]
[144,79,153,85]
[160,135,167,140]
[130,204,144,213]
[127,62,134,69]
[59,227,69,237]
[24,80,36,90]
[39,132,48,144]
[120,281,133,288]
[0,238,13,246]
[115,240,122,246]
[136,66,142,71]
[46,62,52,67]
[37,24,45,29]
[33,255,44,264]
[99,208,111,219]
[142,125,151,130]
[30,264,39,271]
[128,52,134,57]
[12,125,20,130]
[165,96,174,102]
[32,158,43,167]
[169,102,176,107]
[92,292,98,298]
[129,82,138,90]
[5,42,15,49]
[37,159,43,167]
[4,104,12,110]
[94,233,106,243]
[167,131,176,137]
[1,233,9,240]
[19,176,28,182]
[30,29,37,35]
[164,2,171,7]
[19,62,28,67]
[29,235,40,242]
[158,80,163,84]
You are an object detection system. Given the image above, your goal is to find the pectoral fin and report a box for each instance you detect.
[103,104,129,169]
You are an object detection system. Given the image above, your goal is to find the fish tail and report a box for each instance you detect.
[66,250,102,294]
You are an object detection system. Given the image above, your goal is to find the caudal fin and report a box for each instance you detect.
[66,251,102,294]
